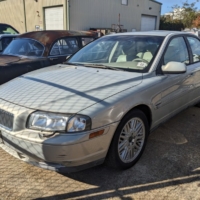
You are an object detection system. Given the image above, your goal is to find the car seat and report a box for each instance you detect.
[116,43,137,62]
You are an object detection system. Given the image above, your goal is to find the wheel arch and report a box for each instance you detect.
[122,104,152,128]
[107,104,152,151]
[105,104,151,168]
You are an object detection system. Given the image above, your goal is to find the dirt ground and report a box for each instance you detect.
[1,107,200,200]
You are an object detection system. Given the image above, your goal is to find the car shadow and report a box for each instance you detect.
[33,107,200,200]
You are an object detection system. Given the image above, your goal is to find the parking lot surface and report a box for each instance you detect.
[0,107,200,200]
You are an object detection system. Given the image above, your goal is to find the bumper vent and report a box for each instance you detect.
[0,109,14,130]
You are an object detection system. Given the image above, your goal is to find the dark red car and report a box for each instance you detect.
[0,30,96,84]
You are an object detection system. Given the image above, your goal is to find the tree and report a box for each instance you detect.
[159,16,184,31]
[192,14,200,28]
[172,0,199,28]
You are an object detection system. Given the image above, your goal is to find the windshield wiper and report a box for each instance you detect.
[65,62,85,66]
[65,62,124,71]
[83,64,124,71]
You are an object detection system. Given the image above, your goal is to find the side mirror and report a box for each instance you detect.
[162,61,186,74]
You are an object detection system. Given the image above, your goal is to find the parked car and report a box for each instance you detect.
[0,30,96,84]
[0,31,200,172]
[183,28,200,38]
[0,23,19,53]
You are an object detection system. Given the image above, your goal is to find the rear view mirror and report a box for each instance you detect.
[162,62,186,74]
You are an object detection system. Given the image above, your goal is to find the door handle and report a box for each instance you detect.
[155,101,162,108]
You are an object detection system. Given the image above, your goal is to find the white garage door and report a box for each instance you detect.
[141,15,156,31]
[45,7,64,30]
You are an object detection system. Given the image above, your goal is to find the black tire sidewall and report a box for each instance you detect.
[110,109,149,169]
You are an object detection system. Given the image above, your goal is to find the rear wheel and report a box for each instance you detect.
[106,109,149,170]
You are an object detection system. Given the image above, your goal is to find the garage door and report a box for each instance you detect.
[45,7,64,30]
[141,15,156,31]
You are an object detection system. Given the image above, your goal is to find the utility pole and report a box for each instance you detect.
[23,0,27,32]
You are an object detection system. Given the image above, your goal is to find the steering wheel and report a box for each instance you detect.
[132,58,149,64]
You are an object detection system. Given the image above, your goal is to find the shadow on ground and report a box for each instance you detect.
[33,107,200,200]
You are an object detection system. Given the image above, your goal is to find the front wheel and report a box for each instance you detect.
[106,109,149,170]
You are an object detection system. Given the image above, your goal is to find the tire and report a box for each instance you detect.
[105,109,149,170]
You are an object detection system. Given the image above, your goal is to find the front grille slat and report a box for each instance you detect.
[0,109,14,130]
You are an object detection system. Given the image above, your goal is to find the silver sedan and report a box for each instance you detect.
[0,31,200,172]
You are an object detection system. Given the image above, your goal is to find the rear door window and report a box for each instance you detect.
[50,38,79,56]
[81,37,94,46]
[187,37,200,63]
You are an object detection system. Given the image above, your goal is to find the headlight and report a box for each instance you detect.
[27,112,91,132]
[67,115,91,132]
[27,112,70,131]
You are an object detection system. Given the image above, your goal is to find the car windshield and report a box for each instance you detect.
[0,24,18,34]
[68,35,164,72]
[3,39,44,57]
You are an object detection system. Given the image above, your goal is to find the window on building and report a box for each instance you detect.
[122,0,128,5]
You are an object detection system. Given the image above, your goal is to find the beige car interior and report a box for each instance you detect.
[116,43,157,63]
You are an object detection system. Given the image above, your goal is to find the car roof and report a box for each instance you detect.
[106,30,193,37]
[17,30,96,56]
[17,30,96,45]
[0,34,18,38]
[0,23,16,27]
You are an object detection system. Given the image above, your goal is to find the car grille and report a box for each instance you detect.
[0,109,14,130]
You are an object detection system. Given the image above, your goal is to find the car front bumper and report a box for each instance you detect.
[0,122,119,172]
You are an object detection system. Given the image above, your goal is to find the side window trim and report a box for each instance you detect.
[183,35,193,65]
[156,35,190,75]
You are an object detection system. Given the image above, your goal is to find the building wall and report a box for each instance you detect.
[0,0,161,33]
[69,0,161,31]
[25,0,67,32]
[0,0,24,33]
[0,0,67,33]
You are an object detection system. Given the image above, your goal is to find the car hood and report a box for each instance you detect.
[0,55,43,67]
[0,55,21,65]
[0,65,143,113]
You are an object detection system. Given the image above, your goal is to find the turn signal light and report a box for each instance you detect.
[89,130,104,139]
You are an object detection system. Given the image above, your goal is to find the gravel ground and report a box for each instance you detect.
[0,107,200,200]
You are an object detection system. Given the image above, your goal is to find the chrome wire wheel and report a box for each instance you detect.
[118,117,145,163]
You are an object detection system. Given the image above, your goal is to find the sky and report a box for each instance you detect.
[159,0,200,14]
